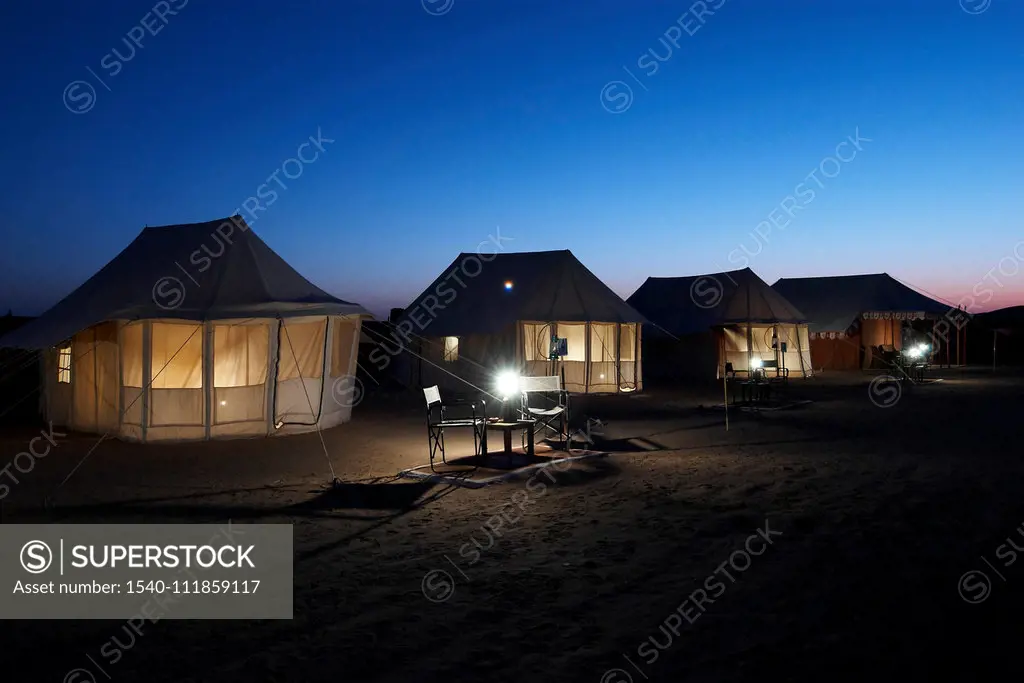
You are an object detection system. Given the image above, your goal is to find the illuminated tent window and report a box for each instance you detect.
[522,323,548,362]
[121,323,144,388]
[559,324,587,362]
[278,320,326,380]
[57,344,72,383]
[330,319,358,376]
[619,323,636,362]
[214,323,269,388]
[213,323,269,426]
[150,323,203,389]
[590,323,617,362]
[442,336,459,362]
[149,323,204,429]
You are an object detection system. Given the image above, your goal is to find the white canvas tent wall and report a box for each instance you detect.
[627,267,812,380]
[0,216,368,441]
[385,250,645,395]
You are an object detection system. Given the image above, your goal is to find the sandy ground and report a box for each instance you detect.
[2,367,1023,682]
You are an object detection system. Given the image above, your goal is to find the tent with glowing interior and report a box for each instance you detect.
[626,267,812,381]
[772,273,953,370]
[382,250,645,395]
[0,216,369,441]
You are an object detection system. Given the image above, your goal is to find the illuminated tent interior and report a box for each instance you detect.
[387,249,645,395]
[772,273,952,370]
[0,217,368,441]
[627,267,812,381]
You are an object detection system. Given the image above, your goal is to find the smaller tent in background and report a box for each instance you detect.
[627,268,811,382]
[772,273,953,370]
[961,305,1023,367]
[382,250,646,395]
[0,216,369,441]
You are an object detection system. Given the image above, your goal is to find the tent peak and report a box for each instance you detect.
[141,215,249,232]
[776,271,888,283]
[645,266,753,282]
[454,248,572,258]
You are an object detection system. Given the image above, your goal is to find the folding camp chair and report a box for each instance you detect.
[518,375,570,449]
[760,359,789,395]
[423,386,486,471]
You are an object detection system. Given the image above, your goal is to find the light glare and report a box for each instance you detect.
[496,371,520,397]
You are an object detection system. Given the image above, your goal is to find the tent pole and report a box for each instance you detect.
[958,307,966,366]
[944,319,949,367]
[745,280,753,375]
[723,373,729,431]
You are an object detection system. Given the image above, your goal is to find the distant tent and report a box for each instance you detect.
[383,250,646,395]
[0,216,369,441]
[772,273,952,370]
[627,267,811,381]
[955,305,1023,367]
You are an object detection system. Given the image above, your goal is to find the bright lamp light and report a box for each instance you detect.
[907,343,929,359]
[496,371,520,398]
[750,358,763,369]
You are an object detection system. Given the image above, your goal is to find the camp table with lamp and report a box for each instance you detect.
[726,359,772,406]
[483,370,538,457]
[901,342,932,382]
[482,335,573,457]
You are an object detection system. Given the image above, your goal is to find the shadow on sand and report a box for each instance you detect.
[10,478,445,524]
[589,436,670,452]
[291,479,436,511]
[444,451,572,471]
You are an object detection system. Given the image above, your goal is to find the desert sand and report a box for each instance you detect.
[2,368,1022,682]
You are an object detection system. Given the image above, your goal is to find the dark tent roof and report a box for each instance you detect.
[772,273,950,333]
[0,216,367,349]
[398,249,645,336]
[975,306,1024,334]
[626,267,807,337]
[0,314,35,336]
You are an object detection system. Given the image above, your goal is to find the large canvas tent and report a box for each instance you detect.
[383,250,645,395]
[772,273,951,370]
[0,216,368,441]
[627,268,812,381]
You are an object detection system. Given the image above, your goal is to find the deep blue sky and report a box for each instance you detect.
[1,0,1022,319]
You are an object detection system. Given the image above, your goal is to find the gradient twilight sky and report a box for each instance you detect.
[1,0,1022,320]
